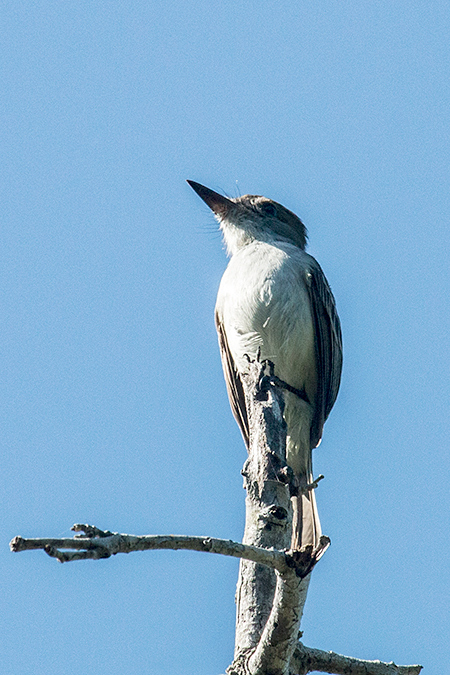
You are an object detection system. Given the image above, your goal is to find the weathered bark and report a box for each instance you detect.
[233,360,295,657]
[230,359,316,675]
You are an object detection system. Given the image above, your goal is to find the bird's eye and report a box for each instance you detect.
[261,203,277,217]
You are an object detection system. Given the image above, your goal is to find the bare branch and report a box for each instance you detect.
[228,356,332,675]
[292,643,422,675]
[10,526,290,571]
[10,361,421,675]
[306,474,325,491]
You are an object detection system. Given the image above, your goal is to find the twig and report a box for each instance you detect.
[10,526,291,571]
[292,642,422,675]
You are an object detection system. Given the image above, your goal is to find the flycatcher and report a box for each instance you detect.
[188,180,342,550]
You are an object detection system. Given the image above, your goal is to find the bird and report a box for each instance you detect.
[187,180,342,550]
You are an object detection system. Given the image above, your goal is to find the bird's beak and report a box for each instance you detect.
[187,180,234,217]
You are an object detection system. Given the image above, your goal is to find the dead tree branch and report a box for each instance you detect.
[9,527,422,675]
[9,356,422,675]
[227,356,330,675]
[10,528,289,569]
[292,643,422,675]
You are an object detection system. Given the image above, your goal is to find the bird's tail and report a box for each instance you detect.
[284,396,322,550]
[291,480,321,550]
[290,449,322,551]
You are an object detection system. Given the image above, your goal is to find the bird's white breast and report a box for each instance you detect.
[216,241,317,397]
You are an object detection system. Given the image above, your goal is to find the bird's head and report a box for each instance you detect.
[187,180,307,256]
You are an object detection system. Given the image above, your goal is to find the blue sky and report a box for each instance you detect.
[2,2,449,674]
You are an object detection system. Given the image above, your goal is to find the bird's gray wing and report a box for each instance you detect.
[306,262,343,448]
[215,311,250,448]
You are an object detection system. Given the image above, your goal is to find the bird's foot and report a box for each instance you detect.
[269,374,310,404]
[243,351,310,404]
